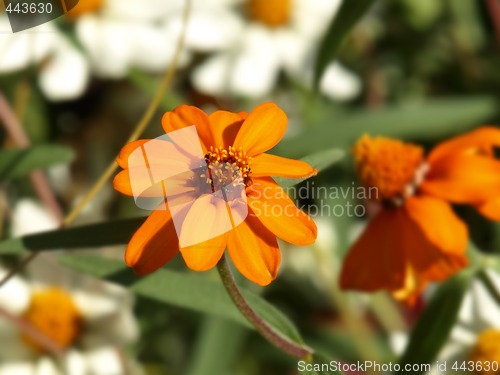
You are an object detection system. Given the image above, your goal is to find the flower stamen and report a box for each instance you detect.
[247,0,291,28]
[66,0,104,19]
[21,288,82,352]
[469,329,500,374]
[204,146,253,190]
[353,135,427,205]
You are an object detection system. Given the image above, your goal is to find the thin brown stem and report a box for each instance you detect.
[216,254,313,359]
[0,305,64,355]
[486,0,500,48]
[0,94,64,222]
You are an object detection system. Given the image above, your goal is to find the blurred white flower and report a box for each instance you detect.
[429,270,500,374]
[0,0,189,101]
[391,270,500,374]
[191,0,361,100]
[4,198,141,374]
[73,0,190,79]
[0,16,90,101]
[0,263,141,375]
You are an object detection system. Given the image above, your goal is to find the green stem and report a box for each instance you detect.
[216,254,313,360]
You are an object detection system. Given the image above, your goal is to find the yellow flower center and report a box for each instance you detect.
[21,288,83,352]
[469,329,500,374]
[247,0,291,28]
[353,135,426,204]
[203,146,253,192]
[66,0,104,19]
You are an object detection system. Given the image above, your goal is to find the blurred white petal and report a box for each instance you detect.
[112,310,140,344]
[85,347,123,375]
[192,53,231,96]
[389,331,409,356]
[0,269,30,315]
[228,26,281,97]
[88,309,140,345]
[76,16,132,78]
[320,62,362,101]
[449,325,476,346]
[456,290,474,326]
[104,0,178,21]
[275,31,309,73]
[167,10,243,51]
[471,278,500,329]
[73,290,121,321]
[0,17,57,73]
[230,51,280,97]
[0,363,36,375]
[34,358,62,375]
[62,350,88,375]
[292,0,343,38]
[129,24,189,72]
[12,199,58,236]
[39,39,90,101]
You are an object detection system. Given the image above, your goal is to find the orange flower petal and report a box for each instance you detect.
[113,170,134,196]
[403,195,468,280]
[161,105,213,151]
[125,207,179,275]
[340,209,406,292]
[252,153,317,178]
[476,198,500,221]
[180,233,228,271]
[248,177,317,246]
[117,139,150,169]
[113,169,174,198]
[209,111,246,149]
[428,126,500,164]
[233,102,287,156]
[227,214,280,286]
[421,154,500,204]
[178,195,232,252]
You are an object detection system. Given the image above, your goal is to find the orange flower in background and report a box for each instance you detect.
[114,103,317,286]
[340,127,500,302]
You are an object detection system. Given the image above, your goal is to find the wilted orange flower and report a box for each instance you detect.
[114,103,317,286]
[340,127,500,301]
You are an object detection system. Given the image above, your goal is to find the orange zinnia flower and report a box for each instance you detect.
[340,127,500,301]
[114,103,317,286]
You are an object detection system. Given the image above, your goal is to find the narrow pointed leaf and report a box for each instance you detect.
[59,254,306,347]
[313,0,376,90]
[0,145,75,181]
[399,270,474,374]
[0,217,146,255]
[275,148,344,188]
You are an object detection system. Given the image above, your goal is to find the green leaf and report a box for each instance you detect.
[187,317,248,375]
[313,0,376,90]
[59,254,305,346]
[274,148,344,188]
[0,217,146,255]
[0,144,75,181]
[278,96,499,157]
[399,270,474,374]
